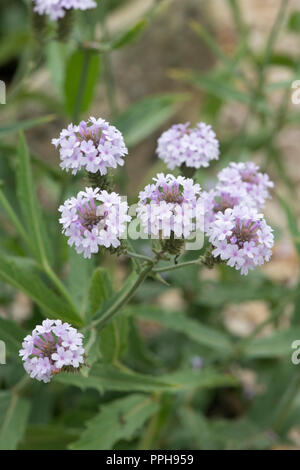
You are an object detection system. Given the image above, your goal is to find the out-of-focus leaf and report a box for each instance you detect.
[70,394,158,450]
[0,31,29,66]
[243,326,300,358]
[114,93,190,147]
[0,115,55,138]
[288,11,300,33]
[0,391,31,450]
[178,407,217,450]
[16,132,52,264]
[279,196,300,255]
[0,317,25,356]
[55,364,238,393]
[46,41,66,97]
[64,50,100,118]
[112,18,148,49]
[19,425,79,450]
[170,70,269,113]
[0,253,83,327]
[128,305,233,354]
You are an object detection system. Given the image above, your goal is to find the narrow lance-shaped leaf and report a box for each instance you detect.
[0,253,83,327]
[16,132,52,265]
[0,391,31,450]
[114,93,190,147]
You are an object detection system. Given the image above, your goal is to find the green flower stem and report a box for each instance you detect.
[153,257,204,273]
[91,261,155,331]
[126,251,154,263]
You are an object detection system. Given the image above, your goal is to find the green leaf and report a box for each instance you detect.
[112,18,148,49]
[243,326,300,358]
[0,391,31,450]
[19,425,78,450]
[114,93,190,147]
[55,364,238,393]
[46,41,66,97]
[67,248,94,316]
[288,11,300,33]
[0,115,55,138]
[64,50,100,119]
[91,270,139,326]
[0,317,25,356]
[70,394,158,450]
[279,196,300,255]
[100,316,129,363]
[0,253,83,327]
[16,132,52,265]
[128,305,233,354]
[88,267,113,318]
[171,70,269,113]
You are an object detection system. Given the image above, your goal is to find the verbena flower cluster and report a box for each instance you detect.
[52,117,128,175]
[216,161,274,209]
[32,0,97,21]
[19,319,84,383]
[137,173,202,239]
[59,187,131,258]
[156,122,219,170]
[207,206,274,275]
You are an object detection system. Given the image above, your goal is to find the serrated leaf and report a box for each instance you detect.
[70,394,158,450]
[0,391,31,450]
[128,305,233,354]
[114,93,190,147]
[0,253,83,327]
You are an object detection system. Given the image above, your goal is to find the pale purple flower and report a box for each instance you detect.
[32,0,97,21]
[156,122,219,170]
[52,117,127,175]
[59,187,131,258]
[217,162,274,209]
[19,319,85,383]
[137,173,202,239]
[208,206,274,275]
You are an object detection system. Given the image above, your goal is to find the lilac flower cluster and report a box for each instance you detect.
[156,122,219,170]
[52,117,128,175]
[59,187,131,258]
[32,0,97,21]
[217,161,274,209]
[19,319,84,383]
[207,206,274,275]
[137,173,202,239]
